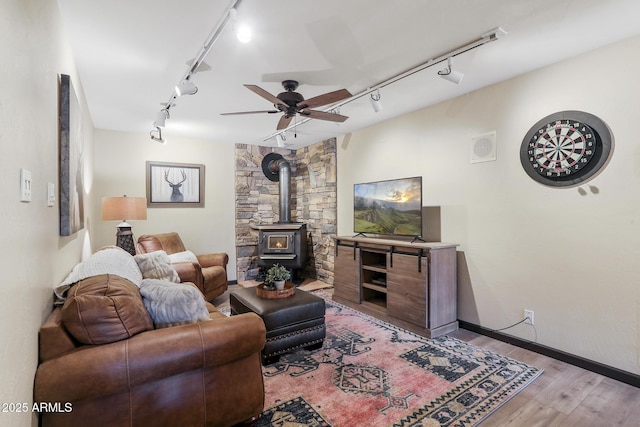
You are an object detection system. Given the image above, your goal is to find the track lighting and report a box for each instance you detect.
[276,133,286,147]
[260,26,506,142]
[154,109,169,127]
[438,57,464,84]
[370,89,383,112]
[150,126,166,144]
[154,1,245,128]
[175,80,198,96]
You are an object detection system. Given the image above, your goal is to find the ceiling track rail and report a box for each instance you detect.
[162,0,244,115]
[263,27,506,143]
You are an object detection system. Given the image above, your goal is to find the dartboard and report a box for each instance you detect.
[520,111,613,187]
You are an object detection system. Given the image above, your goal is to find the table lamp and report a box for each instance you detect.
[102,195,147,255]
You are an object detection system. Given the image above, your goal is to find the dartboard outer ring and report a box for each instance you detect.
[519,110,613,187]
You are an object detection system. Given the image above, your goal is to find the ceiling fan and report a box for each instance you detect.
[221,80,352,130]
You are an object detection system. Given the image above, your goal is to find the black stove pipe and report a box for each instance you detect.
[276,159,291,223]
[262,153,291,223]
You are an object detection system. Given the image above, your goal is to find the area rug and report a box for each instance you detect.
[255,291,542,426]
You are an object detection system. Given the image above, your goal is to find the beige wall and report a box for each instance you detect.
[92,130,238,280]
[0,1,94,426]
[337,35,640,374]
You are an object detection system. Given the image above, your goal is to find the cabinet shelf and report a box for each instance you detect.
[360,248,388,307]
[362,265,386,273]
[362,282,387,293]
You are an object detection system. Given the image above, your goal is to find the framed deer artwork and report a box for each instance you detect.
[145,161,205,208]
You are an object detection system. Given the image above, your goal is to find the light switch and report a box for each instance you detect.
[20,168,32,202]
[47,182,56,207]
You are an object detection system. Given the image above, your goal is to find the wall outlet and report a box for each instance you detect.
[524,309,534,325]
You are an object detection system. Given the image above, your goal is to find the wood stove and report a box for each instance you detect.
[253,153,309,281]
[256,223,308,270]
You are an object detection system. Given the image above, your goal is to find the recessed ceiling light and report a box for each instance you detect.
[237,24,252,43]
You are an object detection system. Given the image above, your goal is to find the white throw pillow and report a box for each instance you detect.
[134,251,180,283]
[139,279,210,328]
[168,250,199,264]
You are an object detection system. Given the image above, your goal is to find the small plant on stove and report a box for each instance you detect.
[264,264,290,289]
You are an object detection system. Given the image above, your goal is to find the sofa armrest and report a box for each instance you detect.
[197,253,229,269]
[171,261,204,286]
[34,313,265,403]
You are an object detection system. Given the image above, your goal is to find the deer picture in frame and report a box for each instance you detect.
[146,161,205,208]
[164,169,187,202]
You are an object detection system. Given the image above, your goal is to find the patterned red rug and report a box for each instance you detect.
[255,292,542,426]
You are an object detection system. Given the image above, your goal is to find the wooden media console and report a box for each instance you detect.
[333,236,458,338]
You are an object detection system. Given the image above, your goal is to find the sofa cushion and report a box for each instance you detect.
[61,274,154,345]
[139,279,210,329]
[134,250,180,283]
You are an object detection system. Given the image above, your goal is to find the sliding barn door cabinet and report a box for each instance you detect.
[333,236,458,338]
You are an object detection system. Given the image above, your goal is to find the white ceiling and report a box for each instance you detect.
[57,0,640,149]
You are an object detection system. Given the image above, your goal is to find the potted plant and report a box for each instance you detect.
[264,264,290,290]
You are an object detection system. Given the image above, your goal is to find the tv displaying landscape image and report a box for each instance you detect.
[354,176,422,237]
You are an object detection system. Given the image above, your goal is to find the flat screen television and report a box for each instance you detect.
[354,176,422,238]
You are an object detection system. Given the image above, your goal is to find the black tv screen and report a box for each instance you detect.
[354,176,422,237]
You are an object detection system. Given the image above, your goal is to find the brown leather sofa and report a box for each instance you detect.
[136,232,229,301]
[34,274,266,427]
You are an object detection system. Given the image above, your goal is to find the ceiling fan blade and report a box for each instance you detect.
[300,109,349,123]
[297,88,352,109]
[244,84,288,107]
[221,110,279,116]
[277,115,293,130]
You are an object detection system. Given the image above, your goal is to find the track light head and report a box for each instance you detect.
[154,109,169,127]
[438,57,464,85]
[150,126,166,144]
[276,133,286,147]
[175,80,198,96]
[440,69,464,84]
[370,89,383,112]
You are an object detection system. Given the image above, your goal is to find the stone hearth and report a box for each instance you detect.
[234,139,337,283]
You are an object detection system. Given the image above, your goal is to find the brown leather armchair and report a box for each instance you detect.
[136,232,228,301]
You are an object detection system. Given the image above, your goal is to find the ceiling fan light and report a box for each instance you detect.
[175,80,198,96]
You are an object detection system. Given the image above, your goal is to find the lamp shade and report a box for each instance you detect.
[102,196,147,222]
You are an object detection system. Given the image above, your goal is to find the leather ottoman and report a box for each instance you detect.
[230,287,326,364]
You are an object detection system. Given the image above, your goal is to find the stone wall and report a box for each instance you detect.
[234,139,337,284]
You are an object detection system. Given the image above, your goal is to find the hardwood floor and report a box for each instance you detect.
[216,285,640,426]
[449,328,640,426]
